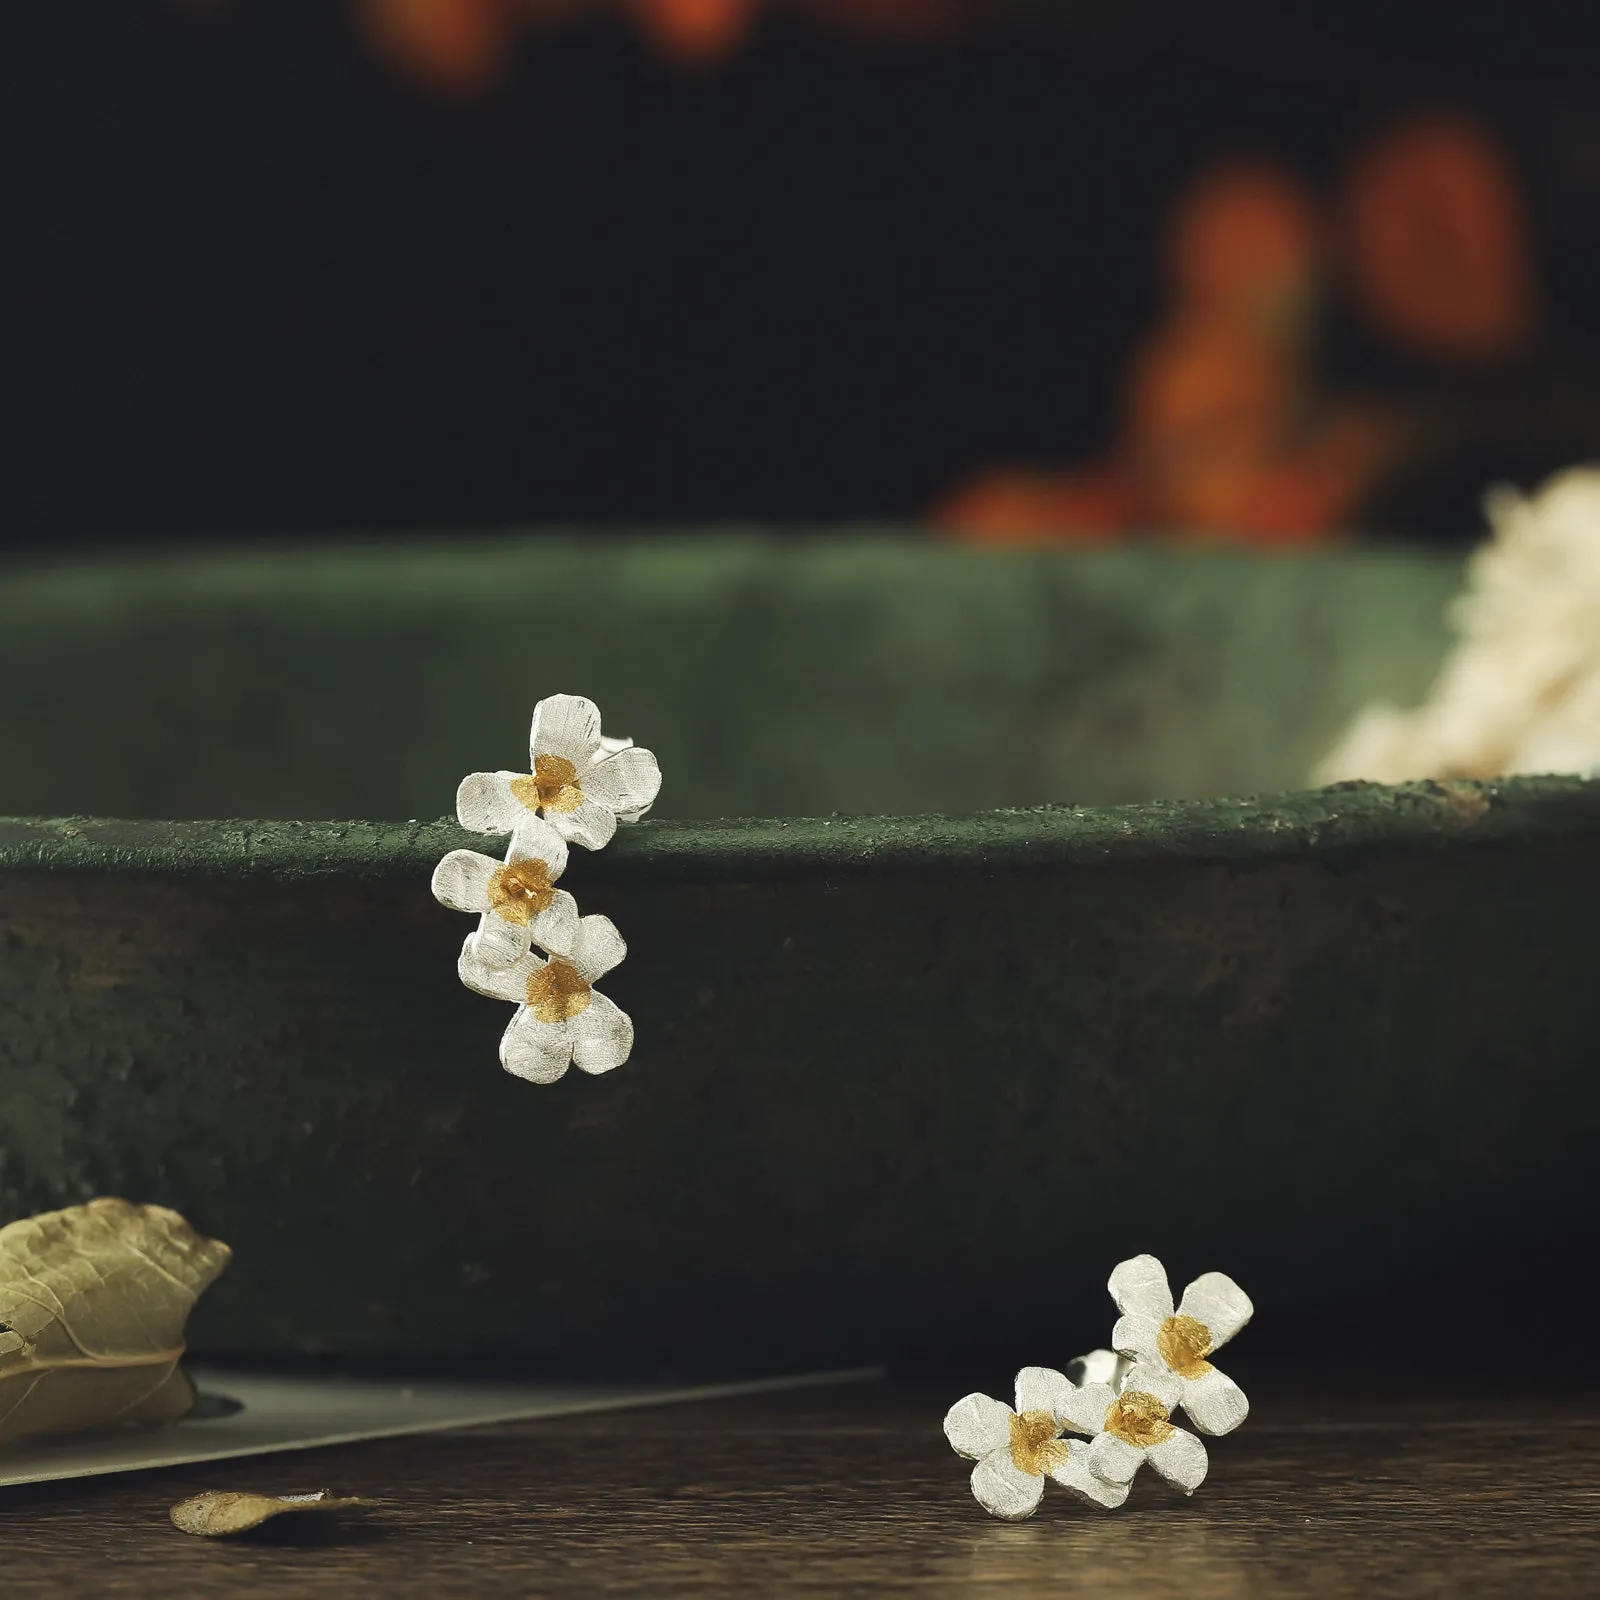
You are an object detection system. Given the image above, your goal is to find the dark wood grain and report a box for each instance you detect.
[3,1382,1597,1597]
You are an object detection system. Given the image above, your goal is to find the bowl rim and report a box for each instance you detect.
[2,777,1596,884]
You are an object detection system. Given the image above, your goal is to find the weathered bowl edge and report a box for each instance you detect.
[2,776,1597,884]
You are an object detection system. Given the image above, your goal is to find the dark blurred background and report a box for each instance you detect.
[6,0,1600,551]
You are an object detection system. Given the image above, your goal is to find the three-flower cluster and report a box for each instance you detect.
[431,694,661,1084]
[945,1254,1253,1520]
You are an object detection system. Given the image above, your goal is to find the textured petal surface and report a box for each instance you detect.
[570,914,627,983]
[943,1393,1013,1460]
[584,747,662,816]
[551,796,619,851]
[528,890,580,957]
[970,1450,1044,1521]
[1013,1367,1074,1421]
[1108,1255,1174,1323]
[1111,1313,1163,1364]
[1049,1439,1130,1510]
[571,992,634,1075]
[430,849,498,913]
[472,908,534,968]
[1086,1432,1144,1486]
[1057,1381,1116,1436]
[1146,1428,1208,1494]
[507,815,569,879]
[500,1009,575,1084]
[456,771,526,834]
[1178,1271,1255,1351]
[1120,1364,1183,1413]
[1180,1368,1250,1436]
[458,937,534,1003]
[530,695,604,765]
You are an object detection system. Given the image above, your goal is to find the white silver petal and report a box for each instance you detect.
[1145,1428,1208,1494]
[1086,1432,1144,1486]
[530,694,604,765]
[1177,1270,1255,1351]
[1108,1254,1175,1323]
[1057,1381,1116,1437]
[1049,1438,1130,1510]
[571,991,633,1075]
[1013,1366,1074,1421]
[970,1449,1044,1521]
[456,771,527,835]
[1111,1312,1163,1365]
[570,913,627,983]
[528,889,580,957]
[500,1008,576,1084]
[1179,1368,1249,1437]
[1120,1364,1183,1414]
[458,935,535,1003]
[506,814,570,880]
[583,746,662,817]
[471,908,535,969]
[430,849,499,914]
[943,1393,1014,1461]
[551,795,619,852]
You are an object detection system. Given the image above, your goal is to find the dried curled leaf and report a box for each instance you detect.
[170,1489,369,1538]
[0,1197,230,1447]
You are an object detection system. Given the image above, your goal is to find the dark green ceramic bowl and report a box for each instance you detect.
[1,538,1595,1364]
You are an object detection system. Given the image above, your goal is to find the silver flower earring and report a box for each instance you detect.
[944,1367,1131,1520]
[431,694,662,1084]
[944,1255,1254,1519]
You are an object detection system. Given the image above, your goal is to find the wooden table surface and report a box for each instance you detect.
[4,1379,1597,1597]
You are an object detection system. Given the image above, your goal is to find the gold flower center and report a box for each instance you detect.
[510,754,584,816]
[525,957,592,1023]
[485,859,557,925]
[1104,1391,1177,1449]
[1157,1314,1215,1380]
[1008,1409,1070,1476]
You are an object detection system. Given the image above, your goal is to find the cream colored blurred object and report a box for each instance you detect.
[1315,468,1600,783]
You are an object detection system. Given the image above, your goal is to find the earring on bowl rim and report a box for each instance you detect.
[431,693,661,1085]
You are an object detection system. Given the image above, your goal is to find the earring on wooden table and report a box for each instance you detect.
[944,1255,1254,1520]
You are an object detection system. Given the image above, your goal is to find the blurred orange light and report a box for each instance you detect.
[624,0,756,64]
[1343,113,1538,364]
[1165,160,1322,339]
[355,0,516,96]
[933,467,1134,545]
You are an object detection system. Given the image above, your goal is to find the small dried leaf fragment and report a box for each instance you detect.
[170,1489,370,1538]
[0,1197,230,1447]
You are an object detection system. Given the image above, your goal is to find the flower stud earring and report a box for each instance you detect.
[1107,1254,1254,1436]
[457,913,633,1084]
[1056,1366,1209,1496]
[455,693,661,852]
[434,694,659,1084]
[944,1367,1129,1521]
[431,814,576,968]
[943,1256,1253,1519]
